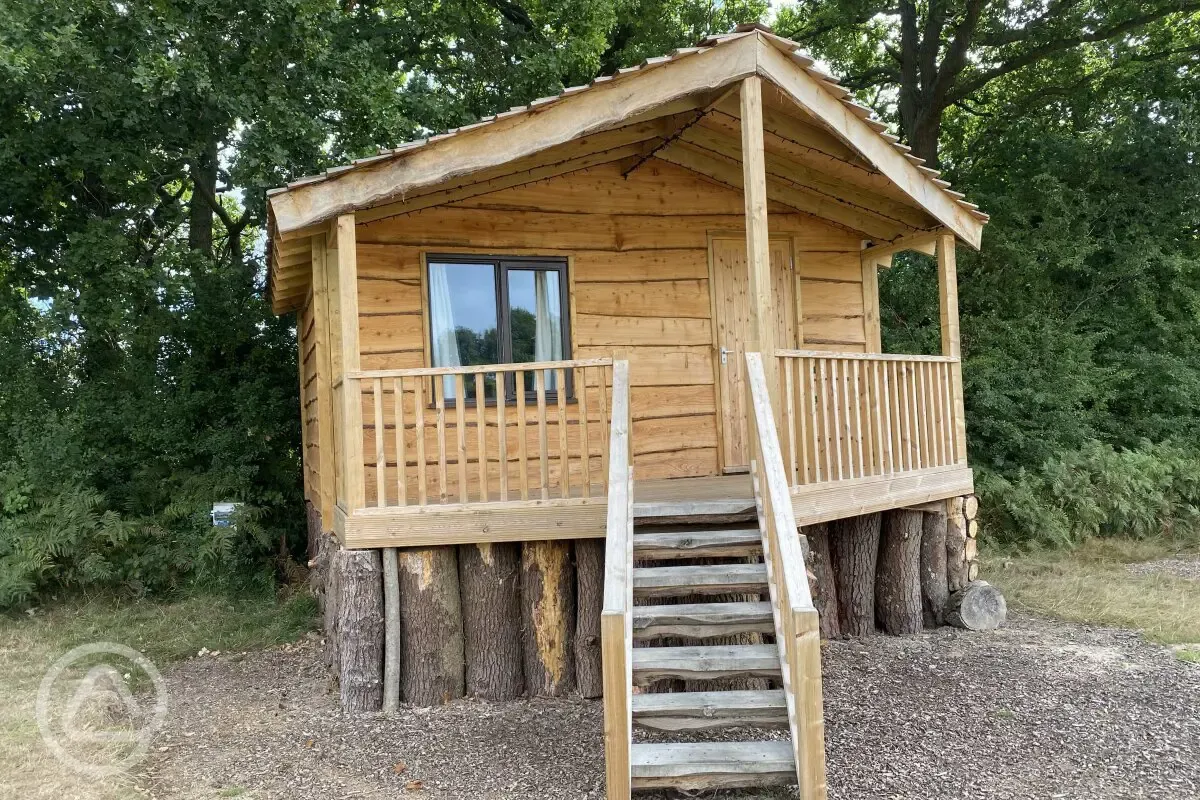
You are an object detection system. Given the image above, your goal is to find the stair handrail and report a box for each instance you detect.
[600,360,633,800]
[745,351,828,800]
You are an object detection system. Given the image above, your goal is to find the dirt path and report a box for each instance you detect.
[138,613,1200,799]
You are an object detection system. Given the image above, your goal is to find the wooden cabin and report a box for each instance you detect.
[267,26,986,800]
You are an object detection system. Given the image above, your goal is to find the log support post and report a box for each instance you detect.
[876,510,924,635]
[398,546,465,705]
[333,547,384,712]
[459,542,524,700]
[829,513,881,636]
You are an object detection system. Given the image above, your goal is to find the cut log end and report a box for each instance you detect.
[945,580,1007,631]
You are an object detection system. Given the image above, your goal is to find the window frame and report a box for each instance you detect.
[425,253,573,405]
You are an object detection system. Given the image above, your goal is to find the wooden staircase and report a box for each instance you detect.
[601,355,827,799]
[628,521,796,791]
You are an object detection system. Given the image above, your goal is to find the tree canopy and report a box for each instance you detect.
[0,0,1198,605]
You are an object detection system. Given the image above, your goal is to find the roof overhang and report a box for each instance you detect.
[267,30,987,313]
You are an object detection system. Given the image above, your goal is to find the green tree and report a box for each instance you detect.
[774,0,1200,164]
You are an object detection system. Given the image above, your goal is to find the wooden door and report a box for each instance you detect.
[710,236,795,471]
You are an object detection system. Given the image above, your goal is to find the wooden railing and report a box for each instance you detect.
[600,361,633,800]
[745,352,827,800]
[776,350,965,487]
[342,359,614,509]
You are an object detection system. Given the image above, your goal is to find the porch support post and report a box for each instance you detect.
[936,234,967,463]
[336,213,366,510]
[311,233,338,526]
[740,75,780,415]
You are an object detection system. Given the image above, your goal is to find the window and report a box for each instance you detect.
[427,255,570,401]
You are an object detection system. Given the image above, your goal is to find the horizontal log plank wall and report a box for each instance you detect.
[349,157,870,501]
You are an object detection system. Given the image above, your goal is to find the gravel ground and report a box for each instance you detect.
[1127,555,1200,581]
[138,613,1200,799]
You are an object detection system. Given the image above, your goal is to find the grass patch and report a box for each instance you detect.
[986,537,1200,645]
[0,589,316,800]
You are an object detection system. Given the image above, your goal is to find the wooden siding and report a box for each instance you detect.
[298,294,321,504]
[353,159,864,482]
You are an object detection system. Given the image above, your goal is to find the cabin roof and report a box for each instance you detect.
[266,27,987,313]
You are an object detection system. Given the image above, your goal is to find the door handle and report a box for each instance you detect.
[720,346,730,365]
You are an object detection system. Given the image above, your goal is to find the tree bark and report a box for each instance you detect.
[829,513,881,636]
[876,510,924,634]
[946,496,970,592]
[574,539,605,698]
[398,547,465,705]
[333,548,384,712]
[458,542,524,700]
[321,534,342,670]
[382,548,401,713]
[946,581,1007,631]
[521,541,577,697]
[801,523,841,639]
[920,511,949,628]
[188,137,218,254]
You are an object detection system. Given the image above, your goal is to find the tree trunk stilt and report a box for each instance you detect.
[334,548,384,712]
[876,510,924,635]
[920,511,949,628]
[574,539,605,698]
[521,540,577,697]
[398,546,465,705]
[801,523,840,639]
[830,513,881,637]
[458,542,524,700]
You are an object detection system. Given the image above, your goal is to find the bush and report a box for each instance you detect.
[978,440,1200,549]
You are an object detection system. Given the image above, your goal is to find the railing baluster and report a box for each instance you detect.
[497,372,508,501]
[556,367,569,499]
[373,378,387,507]
[931,362,940,465]
[783,356,797,485]
[851,359,864,479]
[796,358,810,485]
[577,366,591,498]
[889,361,905,472]
[940,362,950,465]
[906,363,921,470]
[536,369,549,501]
[596,365,610,491]
[517,370,529,500]
[414,377,427,505]
[436,380,448,503]
[828,358,844,480]
[879,359,893,474]
[475,373,487,502]
[394,377,406,506]
[455,374,468,503]
[818,359,832,481]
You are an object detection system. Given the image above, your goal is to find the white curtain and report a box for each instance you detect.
[534,272,562,390]
[428,263,461,399]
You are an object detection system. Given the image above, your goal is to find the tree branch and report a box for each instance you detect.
[951,2,1200,101]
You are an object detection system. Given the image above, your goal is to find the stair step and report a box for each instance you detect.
[632,528,762,559]
[632,689,788,731]
[630,740,796,791]
[632,601,775,640]
[632,563,768,598]
[632,644,781,684]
